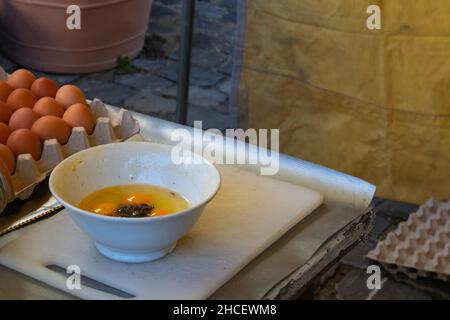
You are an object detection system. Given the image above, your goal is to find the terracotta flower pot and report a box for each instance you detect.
[0,0,152,73]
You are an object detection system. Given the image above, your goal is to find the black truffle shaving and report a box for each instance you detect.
[114,203,154,218]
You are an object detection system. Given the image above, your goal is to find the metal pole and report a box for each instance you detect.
[176,0,196,125]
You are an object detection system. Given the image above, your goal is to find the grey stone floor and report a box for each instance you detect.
[0,0,237,130]
[315,198,450,300]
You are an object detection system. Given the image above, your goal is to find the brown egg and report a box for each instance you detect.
[0,158,13,199]
[0,144,15,174]
[0,80,14,102]
[0,123,11,144]
[63,103,95,134]
[6,88,37,111]
[0,157,13,195]
[33,97,64,117]
[55,85,86,109]
[9,108,40,131]
[31,115,72,145]
[7,69,36,89]
[0,101,13,124]
[30,77,59,99]
[6,129,42,160]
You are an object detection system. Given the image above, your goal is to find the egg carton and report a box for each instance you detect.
[367,198,450,281]
[12,98,139,200]
[0,64,140,201]
[379,261,450,283]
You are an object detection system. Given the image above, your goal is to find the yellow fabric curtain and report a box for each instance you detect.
[238,0,450,203]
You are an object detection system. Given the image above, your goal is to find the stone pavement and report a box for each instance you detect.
[0,0,237,130]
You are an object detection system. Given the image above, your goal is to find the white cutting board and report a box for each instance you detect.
[0,165,323,299]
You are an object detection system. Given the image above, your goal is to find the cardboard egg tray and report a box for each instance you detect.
[367,198,450,282]
[0,65,140,201]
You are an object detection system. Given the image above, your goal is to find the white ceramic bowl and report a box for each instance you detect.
[49,141,221,263]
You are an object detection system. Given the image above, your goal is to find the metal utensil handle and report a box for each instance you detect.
[0,203,64,237]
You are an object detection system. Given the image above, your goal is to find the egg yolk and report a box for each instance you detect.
[93,202,118,215]
[125,193,153,204]
[150,209,172,217]
[78,184,189,218]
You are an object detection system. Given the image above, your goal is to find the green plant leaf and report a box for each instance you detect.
[116,56,137,74]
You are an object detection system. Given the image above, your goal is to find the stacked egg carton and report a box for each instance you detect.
[367,198,450,282]
[0,66,140,201]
